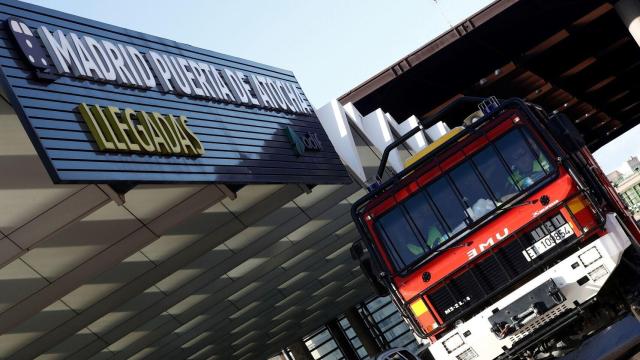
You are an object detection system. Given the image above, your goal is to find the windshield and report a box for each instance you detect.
[374,126,554,273]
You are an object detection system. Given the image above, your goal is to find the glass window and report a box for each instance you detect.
[305,328,345,360]
[320,348,344,360]
[472,146,519,202]
[339,317,368,360]
[373,127,555,273]
[379,313,402,333]
[523,130,552,173]
[386,322,410,341]
[366,297,389,313]
[363,296,418,354]
[427,177,468,235]
[450,161,496,221]
[495,129,551,190]
[373,303,399,324]
[306,330,331,349]
[376,207,426,269]
[404,193,448,248]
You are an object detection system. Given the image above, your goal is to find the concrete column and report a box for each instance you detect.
[616,0,640,46]
[288,339,314,360]
[345,307,382,357]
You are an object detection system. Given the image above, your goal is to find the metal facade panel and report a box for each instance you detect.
[0,0,350,184]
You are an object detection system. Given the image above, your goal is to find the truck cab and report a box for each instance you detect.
[351,98,640,360]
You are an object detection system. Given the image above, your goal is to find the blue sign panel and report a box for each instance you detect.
[0,0,351,185]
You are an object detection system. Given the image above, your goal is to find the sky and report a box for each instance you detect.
[593,122,640,174]
[21,0,493,106]
[19,0,637,174]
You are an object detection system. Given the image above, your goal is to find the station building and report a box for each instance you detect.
[608,157,640,219]
[0,0,639,360]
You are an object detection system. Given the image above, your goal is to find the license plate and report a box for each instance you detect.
[522,223,573,261]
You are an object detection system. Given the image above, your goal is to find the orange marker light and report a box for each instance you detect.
[409,299,439,333]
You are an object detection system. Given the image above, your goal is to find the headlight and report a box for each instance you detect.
[443,333,465,353]
[579,247,602,267]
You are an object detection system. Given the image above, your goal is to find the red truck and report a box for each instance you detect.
[351,97,640,360]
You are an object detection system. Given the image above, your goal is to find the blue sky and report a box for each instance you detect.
[21,0,493,106]
[20,0,635,173]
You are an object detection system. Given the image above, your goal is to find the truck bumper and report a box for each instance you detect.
[428,213,632,360]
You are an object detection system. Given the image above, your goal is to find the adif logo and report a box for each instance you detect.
[6,18,57,80]
[285,126,323,156]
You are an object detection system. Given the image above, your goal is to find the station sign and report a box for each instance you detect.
[0,0,350,184]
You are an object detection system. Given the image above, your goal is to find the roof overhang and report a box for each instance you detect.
[340,0,639,151]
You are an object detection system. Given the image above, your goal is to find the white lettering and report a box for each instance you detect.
[276,80,298,112]
[209,65,235,102]
[165,55,192,95]
[240,73,260,106]
[146,51,173,92]
[101,40,136,86]
[496,228,509,240]
[479,238,495,252]
[467,228,509,259]
[466,248,478,259]
[265,77,288,110]
[117,44,142,86]
[222,69,250,104]
[37,26,85,76]
[249,74,276,109]
[83,36,116,81]
[178,57,203,97]
[444,296,471,315]
[34,27,307,114]
[69,33,103,79]
[188,60,211,98]
[293,86,313,114]
[282,81,303,113]
[199,63,222,99]
[532,199,560,217]
[126,46,155,88]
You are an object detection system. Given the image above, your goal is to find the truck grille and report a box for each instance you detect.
[426,214,572,322]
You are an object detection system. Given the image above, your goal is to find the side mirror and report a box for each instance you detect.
[350,241,364,260]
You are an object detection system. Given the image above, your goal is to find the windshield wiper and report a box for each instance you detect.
[400,239,473,276]
[419,239,472,267]
[402,199,537,275]
[429,239,473,257]
[420,199,538,264]
[498,198,538,212]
